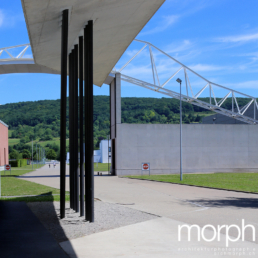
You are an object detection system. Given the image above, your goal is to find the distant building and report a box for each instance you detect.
[0,120,9,167]
[66,139,111,164]
[94,140,111,163]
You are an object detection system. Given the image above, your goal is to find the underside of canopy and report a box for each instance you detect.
[21,0,165,86]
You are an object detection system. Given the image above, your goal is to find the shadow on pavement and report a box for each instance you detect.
[187,197,258,209]
[0,192,76,257]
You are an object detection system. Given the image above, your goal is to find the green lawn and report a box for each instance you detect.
[9,137,70,149]
[0,176,60,196]
[127,173,258,193]
[8,138,20,146]
[1,164,44,176]
[0,164,69,202]
[8,130,13,137]
[94,163,110,171]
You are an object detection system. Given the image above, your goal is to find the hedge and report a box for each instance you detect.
[9,159,28,167]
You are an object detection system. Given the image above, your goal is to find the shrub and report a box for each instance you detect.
[9,159,27,167]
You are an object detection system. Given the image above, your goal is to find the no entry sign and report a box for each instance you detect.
[141,162,150,176]
[142,163,150,171]
[4,164,11,175]
[142,163,149,170]
[5,165,11,171]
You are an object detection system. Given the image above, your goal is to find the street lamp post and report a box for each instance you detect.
[107,135,110,174]
[32,139,33,169]
[176,78,183,181]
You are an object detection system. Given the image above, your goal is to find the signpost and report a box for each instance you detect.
[141,162,150,176]
[4,164,11,175]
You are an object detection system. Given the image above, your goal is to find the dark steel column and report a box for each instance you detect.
[69,53,72,209]
[84,21,94,222]
[79,36,85,216]
[74,44,79,213]
[70,50,75,210]
[60,9,69,219]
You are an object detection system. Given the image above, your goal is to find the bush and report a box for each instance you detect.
[20,159,27,167]
[22,149,31,159]
[9,160,19,167]
[9,159,28,167]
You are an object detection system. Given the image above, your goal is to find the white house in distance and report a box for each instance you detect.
[94,140,111,163]
[66,139,111,164]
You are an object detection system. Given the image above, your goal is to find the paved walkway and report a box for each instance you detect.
[0,202,69,258]
[19,165,258,257]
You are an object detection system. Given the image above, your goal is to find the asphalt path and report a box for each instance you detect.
[19,164,258,257]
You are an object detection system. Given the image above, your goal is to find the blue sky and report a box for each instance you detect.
[1,0,258,104]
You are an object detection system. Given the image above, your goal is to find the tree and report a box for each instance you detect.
[195,115,202,123]
[22,149,31,159]
[46,149,57,160]
[9,150,19,159]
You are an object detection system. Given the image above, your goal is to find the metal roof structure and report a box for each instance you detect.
[21,0,165,86]
[114,39,258,125]
[0,44,59,75]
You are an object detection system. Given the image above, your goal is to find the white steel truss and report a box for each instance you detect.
[0,44,32,60]
[113,39,258,125]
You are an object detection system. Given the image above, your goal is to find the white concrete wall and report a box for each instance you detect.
[115,124,258,176]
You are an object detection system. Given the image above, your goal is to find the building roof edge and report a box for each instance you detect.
[0,119,9,128]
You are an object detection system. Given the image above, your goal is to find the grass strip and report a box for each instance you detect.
[127,173,258,193]
[94,163,110,171]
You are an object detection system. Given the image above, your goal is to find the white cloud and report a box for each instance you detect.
[0,10,4,27]
[216,32,258,43]
[225,80,258,89]
[0,9,24,29]
[140,15,179,35]
[165,40,192,54]
[189,64,226,72]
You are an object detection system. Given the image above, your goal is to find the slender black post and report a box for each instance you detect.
[69,53,72,209]
[70,50,75,210]
[74,44,79,212]
[79,36,85,216]
[84,21,94,222]
[60,9,69,219]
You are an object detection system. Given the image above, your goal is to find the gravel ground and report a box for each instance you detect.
[27,200,158,243]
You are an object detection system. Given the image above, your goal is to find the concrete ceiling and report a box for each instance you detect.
[21,0,165,86]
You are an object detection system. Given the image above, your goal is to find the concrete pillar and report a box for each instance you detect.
[110,73,121,175]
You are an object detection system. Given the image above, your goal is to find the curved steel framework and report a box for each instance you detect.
[114,39,258,125]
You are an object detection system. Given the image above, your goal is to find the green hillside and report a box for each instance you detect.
[0,96,251,159]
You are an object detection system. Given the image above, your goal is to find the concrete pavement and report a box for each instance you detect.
[20,165,258,257]
[60,217,257,258]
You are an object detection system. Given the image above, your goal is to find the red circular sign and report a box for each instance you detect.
[5,165,10,170]
[143,163,149,170]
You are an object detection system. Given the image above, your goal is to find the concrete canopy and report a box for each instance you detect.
[21,0,165,86]
[0,61,59,75]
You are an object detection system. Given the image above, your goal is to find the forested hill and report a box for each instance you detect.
[0,96,251,150]
[0,96,207,129]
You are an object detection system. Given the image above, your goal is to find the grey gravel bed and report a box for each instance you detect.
[27,200,158,243]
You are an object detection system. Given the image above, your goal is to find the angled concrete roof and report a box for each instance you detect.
[21,0,165,86]
[0,61,59,75]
